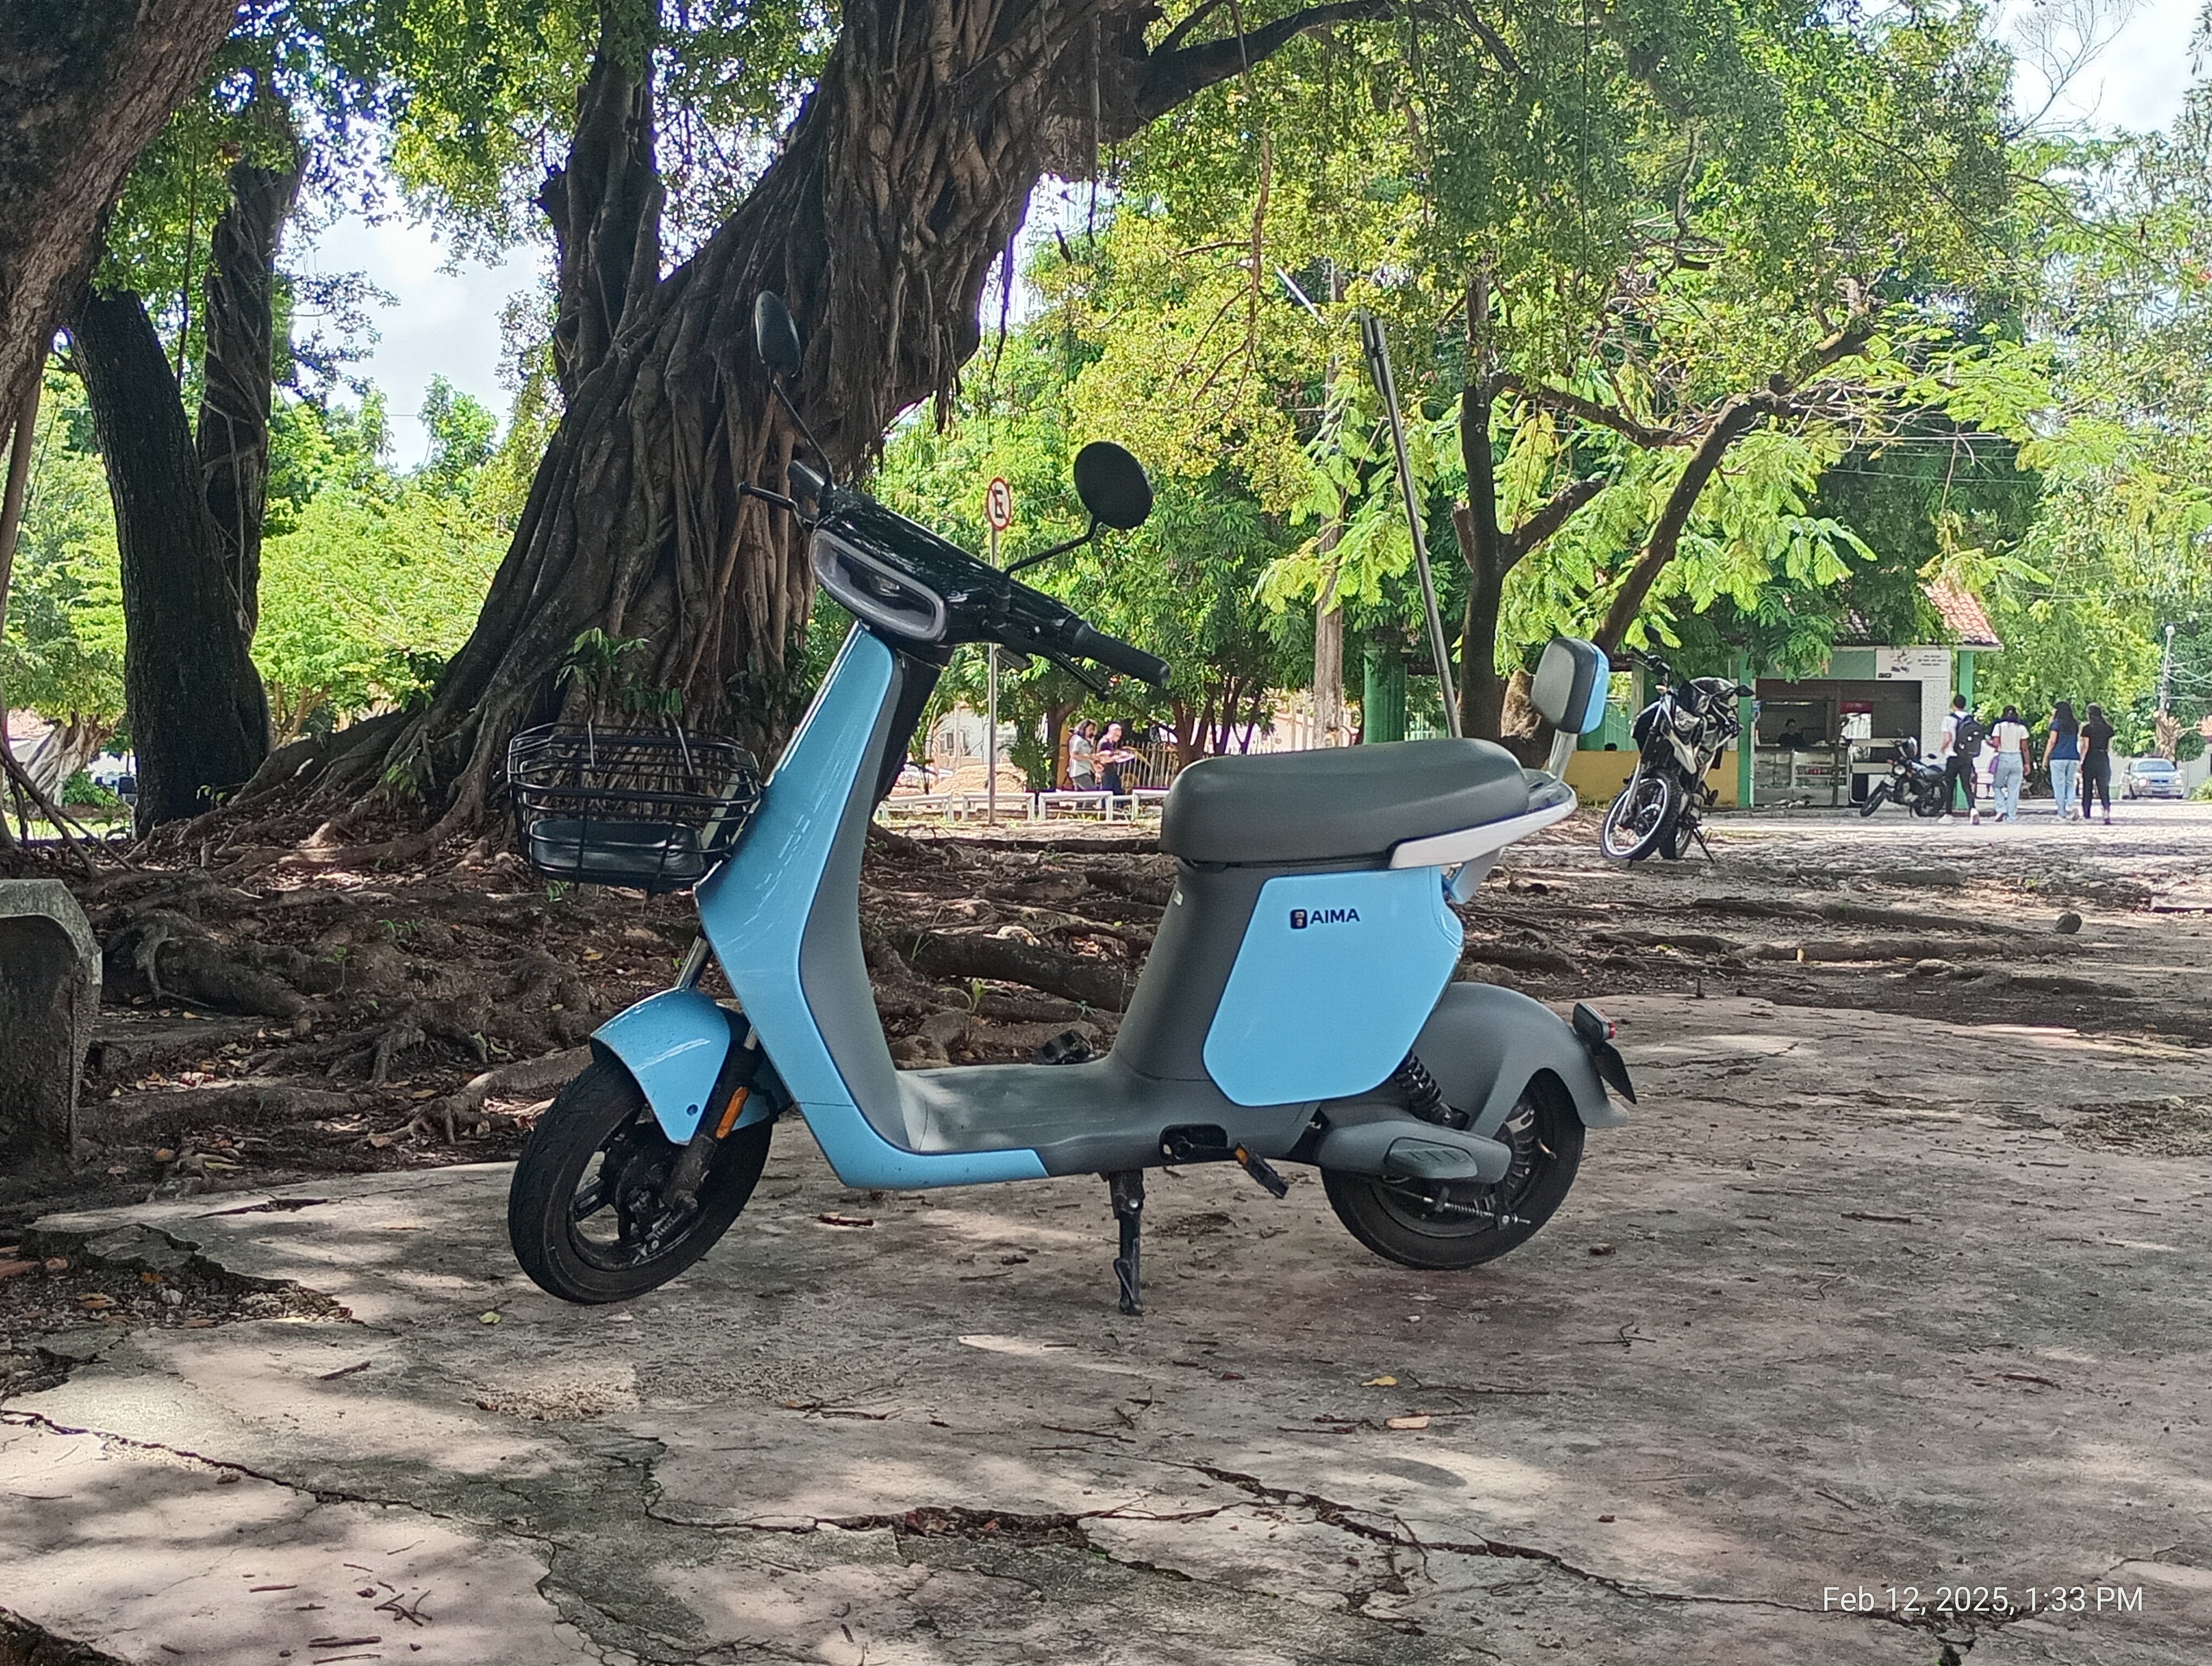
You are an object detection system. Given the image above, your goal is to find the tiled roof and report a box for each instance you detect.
[1925,579,2001,649]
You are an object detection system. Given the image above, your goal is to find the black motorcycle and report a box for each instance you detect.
[1859,739,1949,818]
[1599,649,1753,862]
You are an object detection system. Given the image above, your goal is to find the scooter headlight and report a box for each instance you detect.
[812,529,949,643]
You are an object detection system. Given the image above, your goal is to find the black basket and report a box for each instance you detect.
[507,724,761,893]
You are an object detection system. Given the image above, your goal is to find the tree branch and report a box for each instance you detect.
[1506,475,1607,562]
[1496,373,1682,448]
[1135,0,1394,121]
[1593,390,1791,655]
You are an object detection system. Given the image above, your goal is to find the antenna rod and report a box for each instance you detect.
[1357,311,1460,737]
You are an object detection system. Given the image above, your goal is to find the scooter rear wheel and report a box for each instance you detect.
[1323,1078,1583,1270]
[509,1058,771,1303]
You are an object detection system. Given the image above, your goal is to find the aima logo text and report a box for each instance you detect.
[1288,907,1360,929]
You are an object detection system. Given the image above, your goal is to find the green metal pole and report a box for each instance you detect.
[1735,649,1754,809]
[1957,649,1975,706]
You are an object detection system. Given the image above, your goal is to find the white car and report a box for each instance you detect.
[2123,757,2185,800]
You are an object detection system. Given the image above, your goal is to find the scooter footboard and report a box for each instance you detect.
[1393,982,1627,1133]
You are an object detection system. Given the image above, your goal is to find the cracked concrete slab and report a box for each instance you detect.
[4,986,2209,1664]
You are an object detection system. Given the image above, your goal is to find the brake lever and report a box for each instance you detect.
[1041,649,1109,695]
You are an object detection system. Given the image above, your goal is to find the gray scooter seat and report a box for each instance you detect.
[1161,738,1530,865]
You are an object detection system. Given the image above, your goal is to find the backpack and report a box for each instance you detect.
[1951,711,1987,757]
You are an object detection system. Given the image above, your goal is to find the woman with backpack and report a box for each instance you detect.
[2042,700,2082,821]
[1989,705,2031,823]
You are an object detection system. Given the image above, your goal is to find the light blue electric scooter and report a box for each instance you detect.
[504,294,1634,1313]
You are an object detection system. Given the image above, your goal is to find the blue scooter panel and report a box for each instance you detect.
[689,627,1047,1189]
[1202,866,1463,1106]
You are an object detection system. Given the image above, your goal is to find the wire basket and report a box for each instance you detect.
[507,724,762,893]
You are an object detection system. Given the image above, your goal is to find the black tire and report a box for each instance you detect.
[508,1057,772,1304]
[1599,769,1681,861]
[1322,1077,1585,1270]
[1859,782,1892,817]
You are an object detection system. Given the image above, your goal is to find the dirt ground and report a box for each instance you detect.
[3,804,2211,1662]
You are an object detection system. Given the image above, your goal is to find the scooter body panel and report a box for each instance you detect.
[691,626,1047,1188]
[1203,866,1462,1105]
[1389,981,1625,1131]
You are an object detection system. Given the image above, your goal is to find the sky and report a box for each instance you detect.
[304,0,2205,464]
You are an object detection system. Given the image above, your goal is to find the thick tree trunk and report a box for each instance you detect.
[356,0,1386,839]
[72,291,270,830]
[0,0,237,416]
[538,1,663,400]
[197,155,305,639]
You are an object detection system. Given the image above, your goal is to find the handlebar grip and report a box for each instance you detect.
[1070,623,1170,687]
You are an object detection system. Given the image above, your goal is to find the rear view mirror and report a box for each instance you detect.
[1073,441,1153,531]
[754,292,803,379]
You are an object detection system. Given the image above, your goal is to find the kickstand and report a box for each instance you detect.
[1106,1170,1144,1316]
[1689,821,1717,864]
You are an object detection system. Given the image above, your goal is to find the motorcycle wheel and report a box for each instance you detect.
[509,1058,771,1304]
[1911,789,1947,818]
[1859,783,1892,817]
[1599,770,1681,861]
[1323,1078,1584,1270]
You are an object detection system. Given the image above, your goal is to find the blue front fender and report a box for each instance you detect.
[594,988,768,1143]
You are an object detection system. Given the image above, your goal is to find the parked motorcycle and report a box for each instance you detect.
[1599,649,1753,862]
[499,292,1636,1316]
[1859,739,1949,818]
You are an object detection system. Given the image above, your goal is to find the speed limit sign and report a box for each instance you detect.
[985,476,1013,532]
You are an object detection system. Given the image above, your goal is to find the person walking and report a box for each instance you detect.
[1066,719,1098,792]
[1096,721,1136,798]
[2042,700,2082,821]
[1938,693,1984,824]
[2080,701,2116,824]
[1989,704,2030,822]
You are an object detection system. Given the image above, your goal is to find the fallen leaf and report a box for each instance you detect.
[1588,1243,1616,1257]
[479,1311,500,1324]
[0,1260,36,1282]
[182,1317,216,1328]
[77,1293,117,1310]
[215,1472,241,1485]
[1598,1514,1616,1523]
[365,1133,397,1149]
[153,1148,177,1162]
[410,1088,436,1101]
[140,1270,164,1284]
[1385,1414,1431,1431]
[1361,1375,1398,1387]
[581,949,604,960]
[106,1165,128,1176]
[816,1213,877,1228]
[43,1257,69,1273]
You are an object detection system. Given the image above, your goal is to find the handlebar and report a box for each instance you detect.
[1069,622,1171,687]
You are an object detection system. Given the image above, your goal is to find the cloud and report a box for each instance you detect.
[290,212,545,466]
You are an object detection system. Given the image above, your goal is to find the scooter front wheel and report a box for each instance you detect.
[1323,1077,1583,1270]
[508,1058,771,1303]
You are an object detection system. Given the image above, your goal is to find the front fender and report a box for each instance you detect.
[1399,981,1629,1133]
[593,988,764,1143]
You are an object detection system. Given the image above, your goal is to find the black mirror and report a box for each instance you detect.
[1073,441,1152,531]
[754,291,803,379]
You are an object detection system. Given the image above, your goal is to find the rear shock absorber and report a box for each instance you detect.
[1391,1053,1468,1130]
